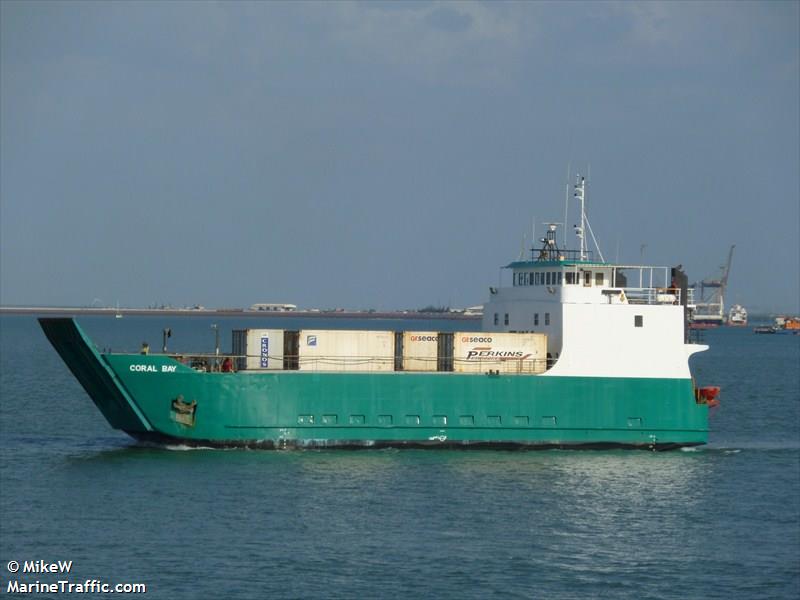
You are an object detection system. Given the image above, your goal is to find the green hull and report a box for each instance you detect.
[40,318,709,450]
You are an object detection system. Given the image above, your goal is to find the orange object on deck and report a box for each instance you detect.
[784,317,800,330]
[697,386,721,408]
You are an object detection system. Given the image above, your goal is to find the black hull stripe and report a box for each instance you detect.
[127,431,700,452]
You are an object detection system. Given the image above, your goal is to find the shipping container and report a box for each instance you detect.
[453,332,547,374]
[438,333,454,372]
[401,331,440,371]
[297,330,395,372]
[231,329,285,371]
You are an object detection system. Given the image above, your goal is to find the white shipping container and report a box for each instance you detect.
[402,331,439,371]
[231,329,285,371]
[298,330,395,372]
[453,332,547,374]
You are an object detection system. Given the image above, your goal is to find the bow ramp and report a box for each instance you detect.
[38,318,152,433]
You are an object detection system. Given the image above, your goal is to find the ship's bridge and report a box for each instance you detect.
[483,255,691,362]
[502,258,685,306]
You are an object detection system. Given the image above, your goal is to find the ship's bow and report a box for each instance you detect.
[38,318,152,433]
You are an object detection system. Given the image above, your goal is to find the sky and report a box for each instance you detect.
[1,1,798,313]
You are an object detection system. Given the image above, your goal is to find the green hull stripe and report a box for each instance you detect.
[106,356,708,447]
[39,318,709,448]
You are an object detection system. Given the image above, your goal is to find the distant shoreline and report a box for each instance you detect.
[0,306,482,320]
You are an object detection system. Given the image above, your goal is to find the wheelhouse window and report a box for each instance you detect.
[546,272,551,285]
[545,312,550,326]
[534,313,539,326]
[565,272,575,285]
[595,272,604,286]
[558,272,563,285]
[635,315,643,328]
[583,271,592,287]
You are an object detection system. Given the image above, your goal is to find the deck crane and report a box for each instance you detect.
[690,245,735,326]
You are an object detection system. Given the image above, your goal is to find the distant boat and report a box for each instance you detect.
[728,304,747,326]
[754,316,800,335]
[115,301,123,319]
[775,316,800,332]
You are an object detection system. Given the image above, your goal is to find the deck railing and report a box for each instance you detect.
[621,287,681,305]
[154,353,549,374]
[600,286,694,306]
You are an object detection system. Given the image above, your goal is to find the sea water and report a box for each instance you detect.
[1,315,798,599]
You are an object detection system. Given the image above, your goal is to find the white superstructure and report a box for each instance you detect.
[482,176,707,379]
[728,304,748,326]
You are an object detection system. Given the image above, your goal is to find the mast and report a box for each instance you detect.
[564,162,571,249]
[571,172,605,262]
[574,174,587,260]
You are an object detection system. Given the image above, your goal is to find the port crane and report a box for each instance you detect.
[690,245,735,325]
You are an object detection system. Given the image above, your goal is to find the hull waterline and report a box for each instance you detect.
[40,318,709,450]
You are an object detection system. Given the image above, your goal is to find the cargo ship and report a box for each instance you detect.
[39,176,717,450]
[728,304,748,326]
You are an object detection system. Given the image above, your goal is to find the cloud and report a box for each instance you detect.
[609,0,798,65]
[302,1,527,85]
[615,2,678,47]
[425,5,473,33]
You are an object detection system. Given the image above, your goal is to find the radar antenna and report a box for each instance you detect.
[536,223,563,262]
